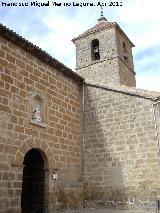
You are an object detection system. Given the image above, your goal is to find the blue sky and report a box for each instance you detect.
[0,0,160,91]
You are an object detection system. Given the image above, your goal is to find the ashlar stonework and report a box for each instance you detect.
[0,16,160,213]
[0,26,84,213]
[73,16,160,210]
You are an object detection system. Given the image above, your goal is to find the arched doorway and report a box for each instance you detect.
[21,148,48,213]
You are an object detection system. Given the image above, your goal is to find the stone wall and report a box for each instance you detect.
[76,58,120,87]
[84,84,160,209]
[0,36,83,212]
[75,27,121,86]
[75,25,136,88]
[118,59,136,87]
[115,28,136,87]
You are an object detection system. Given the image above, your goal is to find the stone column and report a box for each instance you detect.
[7,164,23,213]
[0,162,11,213]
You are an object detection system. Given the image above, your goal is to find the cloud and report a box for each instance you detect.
[112,0,160,91]
[135,46,160,61]
[0,0,159,92]
[137,71,160,92]
[134,45,160,81]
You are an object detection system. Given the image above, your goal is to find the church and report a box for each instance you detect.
[0,14,160,213]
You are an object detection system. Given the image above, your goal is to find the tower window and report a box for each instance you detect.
[123,42,128,62]
[91,39,100,61]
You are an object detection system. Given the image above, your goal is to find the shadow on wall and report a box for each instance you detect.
[83,86,127,209]
[83,85,159,210]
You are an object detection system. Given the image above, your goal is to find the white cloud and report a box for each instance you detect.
[113,0,160,92]
[137,72,160,92]
[0,0,159,91]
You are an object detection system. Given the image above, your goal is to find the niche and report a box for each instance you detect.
[31,95,44,124]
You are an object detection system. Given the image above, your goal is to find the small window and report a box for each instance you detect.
[91,39,100,61]
[123,42,128,62]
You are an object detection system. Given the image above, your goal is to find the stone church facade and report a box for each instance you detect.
[0,16,160,212]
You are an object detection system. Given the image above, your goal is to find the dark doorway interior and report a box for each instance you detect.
[21,149,45,213]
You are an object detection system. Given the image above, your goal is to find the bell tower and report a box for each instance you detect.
[72,16,136,87]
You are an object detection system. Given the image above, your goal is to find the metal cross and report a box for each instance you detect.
[100,5,103,17]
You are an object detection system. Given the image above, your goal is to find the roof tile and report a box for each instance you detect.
[72,17,115,42]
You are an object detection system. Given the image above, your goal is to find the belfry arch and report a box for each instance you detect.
[91,39,100,61]
[21,148,49,213]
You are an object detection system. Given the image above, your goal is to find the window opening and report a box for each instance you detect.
[91,39,100,61]
[123,42,128,62]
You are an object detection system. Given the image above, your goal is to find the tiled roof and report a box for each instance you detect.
[86,80,160,101]
[72,17,115,42]
[0,23,84,82]
[72,17,134,47]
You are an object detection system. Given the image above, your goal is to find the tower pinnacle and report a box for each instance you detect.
[100,5,103,17]
[72,14,136,87]
[98,5,107,22]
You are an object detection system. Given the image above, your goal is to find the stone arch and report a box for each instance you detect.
[13,142,57,212]
[21,148,49,212]
[14,139,56,169]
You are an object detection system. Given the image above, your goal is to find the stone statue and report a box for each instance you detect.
[32,106,41,122]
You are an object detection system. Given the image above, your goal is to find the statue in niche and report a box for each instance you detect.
[32,106,41,123]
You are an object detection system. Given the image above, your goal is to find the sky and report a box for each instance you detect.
[0,0,160,92]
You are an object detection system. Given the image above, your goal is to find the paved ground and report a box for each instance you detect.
[53,208,157,213]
